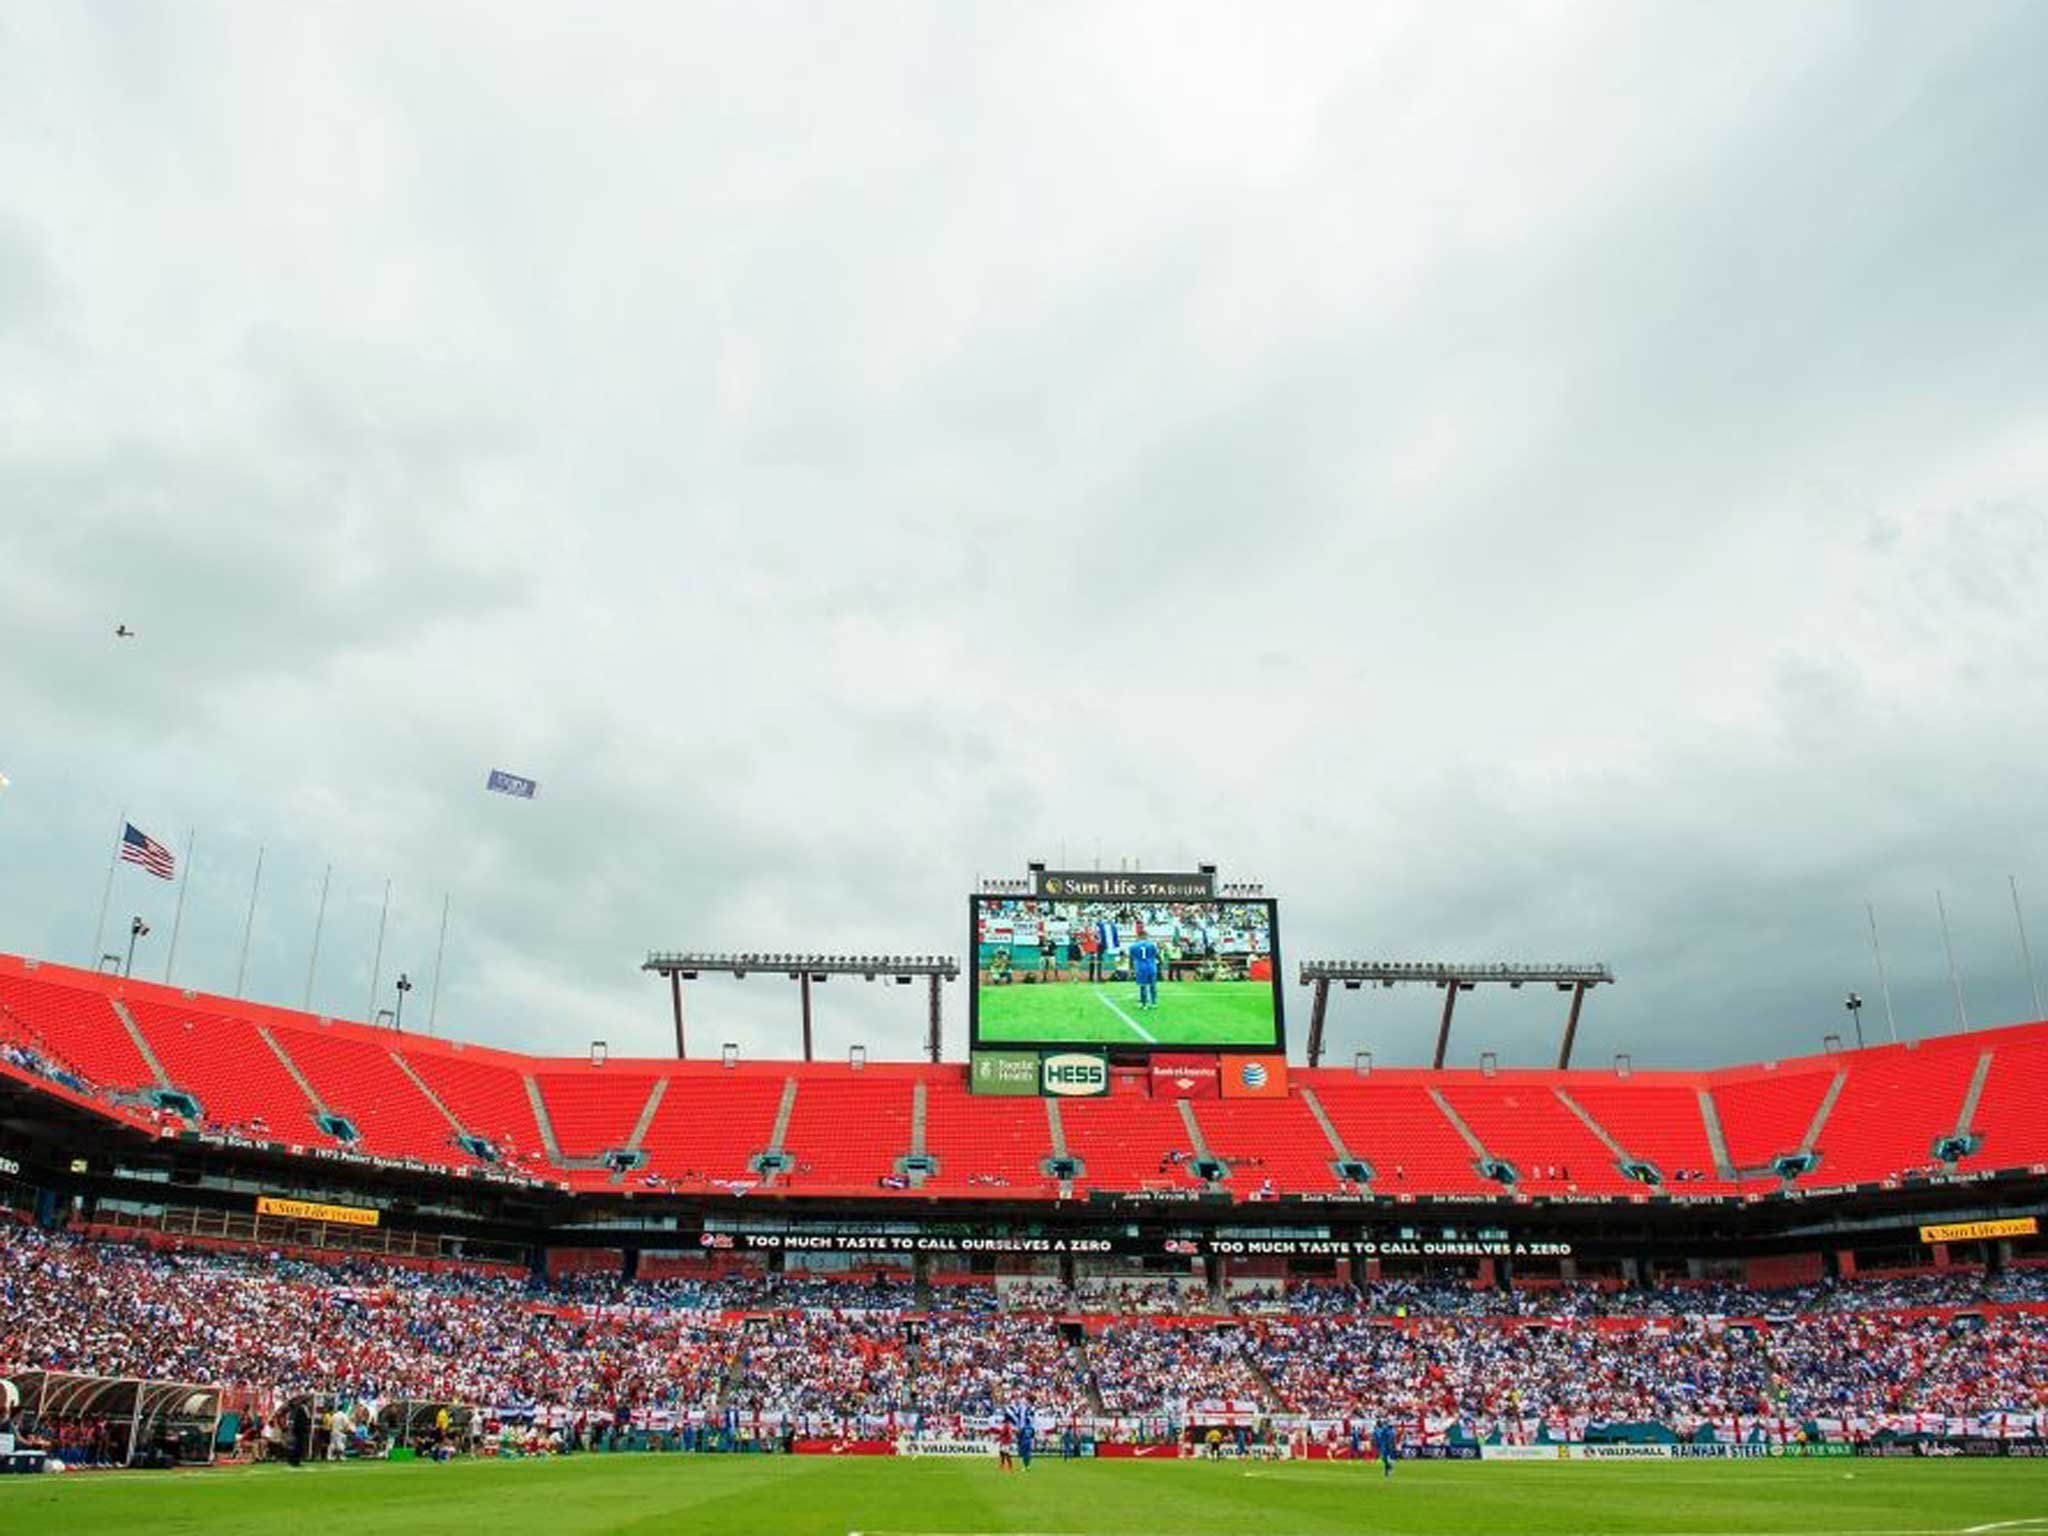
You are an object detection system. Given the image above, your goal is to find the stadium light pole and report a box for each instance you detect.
[124,915,150,978]
[643,953,960,1063]
[1844,991,1864,1050]
[394,972,414,1032]
[799,970,816,1062]
[1303,976,1333,1068]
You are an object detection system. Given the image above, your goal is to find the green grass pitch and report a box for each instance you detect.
[975,979,1277,1047]
[5,1454,2046,1536]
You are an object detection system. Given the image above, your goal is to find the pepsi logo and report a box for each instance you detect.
[1241,1061,1268,1089]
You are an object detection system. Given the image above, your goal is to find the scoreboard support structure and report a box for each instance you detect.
[1297,961,1614,1069]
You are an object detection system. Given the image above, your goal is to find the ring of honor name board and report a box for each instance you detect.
[969,885,1283,1052]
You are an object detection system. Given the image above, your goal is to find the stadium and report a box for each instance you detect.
[5,860,2048,1535]
[9,4,2048,1535]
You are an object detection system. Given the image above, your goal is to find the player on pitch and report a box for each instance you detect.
[1129,932,1162,1009]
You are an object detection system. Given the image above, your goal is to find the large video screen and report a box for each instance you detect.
[969,895,1283,1051]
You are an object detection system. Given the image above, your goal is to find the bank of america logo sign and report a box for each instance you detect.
[1240,1061,1268,1089]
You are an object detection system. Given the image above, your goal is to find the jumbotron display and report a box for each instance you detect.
[969,895,1283,1051]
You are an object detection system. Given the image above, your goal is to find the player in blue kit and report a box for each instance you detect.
[1128,936,1162,1008]
[1374,1420,1398,1477]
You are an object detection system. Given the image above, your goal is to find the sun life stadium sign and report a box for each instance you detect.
[1031,870,1216,900]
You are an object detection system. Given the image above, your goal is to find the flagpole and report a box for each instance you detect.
[234,846,266,997]
[427,892,450,1037]
[304,863,332,1010]
[1866,903,1899,1044]
[163,829,197,984]
[2012,874,2044,1022]
[1936,888,1969,1034]
[366,877,391,1026]
[89,809,127,969]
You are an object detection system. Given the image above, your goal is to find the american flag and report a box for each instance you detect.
[120,822,176,880]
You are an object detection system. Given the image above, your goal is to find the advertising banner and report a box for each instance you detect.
[793,1439,894,1456]
[969,1051,1041,1097]
[898,1438,997,1457]
[1032,870,1216,900]
[1918,1217,2038,1244]
[256,1194,380,1227]
[1220,1054,1289,1098]
[1149,1054,1222,1098]
[1041,1052,1110,1097]
[1480,1444,1571,1461]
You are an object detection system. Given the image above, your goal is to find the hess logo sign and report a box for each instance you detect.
[1040,1053,1108,1096]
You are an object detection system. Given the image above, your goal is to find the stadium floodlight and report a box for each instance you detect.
[644,950,962,1064]
[722,1042,738,1068]
[590,1040,608,1067]
[1296,959,1616,1069]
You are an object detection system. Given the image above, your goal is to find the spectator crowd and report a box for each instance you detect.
[4,1220,2045,1443]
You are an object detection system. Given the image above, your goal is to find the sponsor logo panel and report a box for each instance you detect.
[1148,1053,1221,1099]
[1041,1051,1110,1097]
[969,1050,1041,1097]
[1220,1053,1289,1098]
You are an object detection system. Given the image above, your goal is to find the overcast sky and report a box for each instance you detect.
[2,1,2045,1070]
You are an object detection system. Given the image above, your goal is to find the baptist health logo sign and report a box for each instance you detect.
[1040,1052,1110,1097]
[969,1051,1040,1097]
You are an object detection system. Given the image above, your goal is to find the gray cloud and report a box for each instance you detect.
[1,0,2044,1069]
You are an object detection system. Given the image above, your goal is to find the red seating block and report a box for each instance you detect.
[0,970,155,1090]
[276,1025,458,1161]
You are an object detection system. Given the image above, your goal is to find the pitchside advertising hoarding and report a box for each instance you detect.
[693,1228,1574,1258]
[969,882,1285,1054]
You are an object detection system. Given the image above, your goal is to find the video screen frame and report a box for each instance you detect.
[966,893,1287,1055]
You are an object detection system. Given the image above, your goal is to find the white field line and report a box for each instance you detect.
[1093,989,1155,1043]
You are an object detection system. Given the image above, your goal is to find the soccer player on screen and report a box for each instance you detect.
[1129,935,1162,1008]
